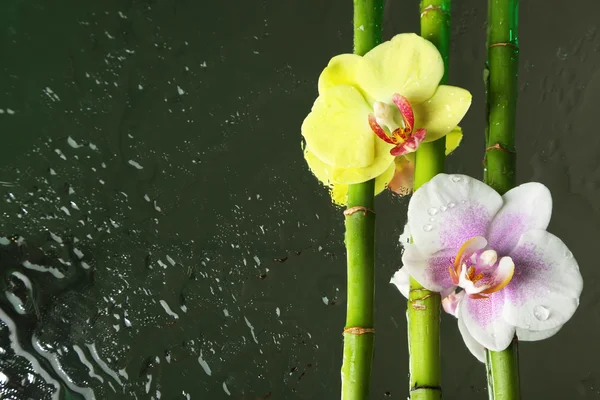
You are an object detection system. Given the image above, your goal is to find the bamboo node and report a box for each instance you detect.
[486,143,515,153]
[489,42,519,50]
[411,385,442,393]
[343,206,375,217]
[343,326,375,336]
[410,294,433,302]
[420,4,448,17]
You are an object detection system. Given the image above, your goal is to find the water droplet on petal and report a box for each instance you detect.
[427,207,438,216]
[423,224,433,232]
[533,305,549,321]
[448,202,456,208]
[440,205,448,212]
[451,175,462,182]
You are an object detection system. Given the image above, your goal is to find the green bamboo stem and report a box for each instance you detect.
[486,342,521,400]
[341,1,383,399]
[407,2,450,400]
[484,0,521,399]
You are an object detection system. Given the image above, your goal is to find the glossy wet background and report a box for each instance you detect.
[1,0,599,399]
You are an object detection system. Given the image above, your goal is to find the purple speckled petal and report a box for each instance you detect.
[516,325,563,342]
[402,244,456,294]
[458,291,515,351]
[487,183,552,256]
[390,267,410,299]
[503,229,582,332]
[457,305,486,362]
[407,174,503,257]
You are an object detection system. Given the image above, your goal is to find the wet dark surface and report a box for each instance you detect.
[1,0,599,398]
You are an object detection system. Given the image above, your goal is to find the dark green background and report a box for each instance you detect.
[1,0,599,399]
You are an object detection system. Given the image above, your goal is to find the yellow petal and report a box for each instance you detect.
[330,135,395,184]
[356,33,444,104]
[318,54,364,95]
[445,126,463,155]
[302,85,374,169]
[330,161,396,206]
[413,85,472,142]
[304,147,334,187]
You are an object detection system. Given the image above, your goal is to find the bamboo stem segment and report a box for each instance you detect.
[341,1,384,399]
[484,0,521,399]
[407,1,451,399]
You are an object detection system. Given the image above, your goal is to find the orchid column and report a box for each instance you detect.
[484,0,520,398]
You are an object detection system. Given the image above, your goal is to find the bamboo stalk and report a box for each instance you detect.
[341,1,384,399]
[484,0,521,399]
[407,1,451,399]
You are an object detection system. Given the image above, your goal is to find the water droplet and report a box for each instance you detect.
[533,305,549,321]
[448,202,456,208]
[422,224,433,232]
[451,175,462,182]
[427,207,438,216]
[440,205,448,212]
[429,217,435,222]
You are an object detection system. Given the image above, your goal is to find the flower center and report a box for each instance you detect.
[372,101,407,138]
[368,94,427,157]
[448,236,515,299]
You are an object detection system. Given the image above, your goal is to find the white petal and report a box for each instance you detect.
[402,244,456,294]
[390,268,410,299]
[503,230,582,331]
[442,290,465,317]
[458,291,515,352]
[399,223,411,246]
[486,183,552,255]
[457,304,486,362]
[407,174,503,257]
[516,325,563,342]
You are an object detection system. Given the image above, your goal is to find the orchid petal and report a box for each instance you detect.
[457,303,487,362]
[487,183,552,255]
[317,54,364,95]
[390,267,411,299]
[388,156,414,196]
[304,148,395,205]
[390,129,426,156]
[392,93,414,131]
[399,223,412,247]
[413,85,472,142]
[402,244,456,294]
[407,174,503,257]
[503,230,582,332]
[302,85,374,169]
[330,136,395,184]
[445,126,463,155]
[458,291,515,351]
[368,114,396,144]
[516,325,563,342]
[478,256,515,295]
[357,33,443,104]
[453,236,488,279]
[442,290,465,317]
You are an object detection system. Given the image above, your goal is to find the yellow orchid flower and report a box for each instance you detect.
[302,33,472,204]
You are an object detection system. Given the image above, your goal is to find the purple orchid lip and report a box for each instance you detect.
[368,94,427,156]
[449,236,515,299]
